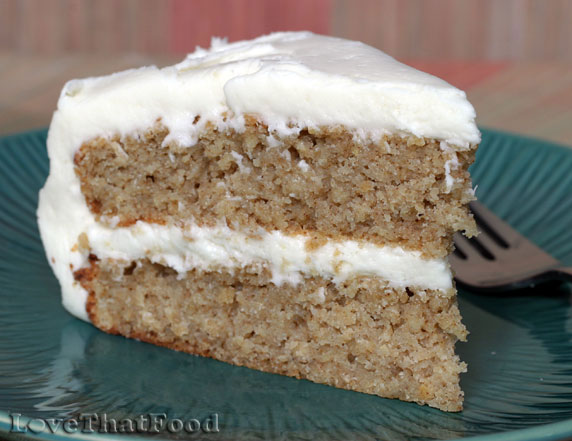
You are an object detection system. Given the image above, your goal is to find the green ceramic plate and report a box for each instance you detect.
[0,128,571,441]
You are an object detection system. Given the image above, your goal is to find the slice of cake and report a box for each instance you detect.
[37,32,479,412]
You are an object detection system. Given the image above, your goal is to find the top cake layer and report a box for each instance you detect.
[54,31,479,152]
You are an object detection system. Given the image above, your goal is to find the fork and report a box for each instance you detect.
[449,201,572,291]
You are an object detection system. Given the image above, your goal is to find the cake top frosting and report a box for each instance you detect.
[55,31,480,150]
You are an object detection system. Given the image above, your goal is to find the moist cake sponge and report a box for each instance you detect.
[38,32,479,412]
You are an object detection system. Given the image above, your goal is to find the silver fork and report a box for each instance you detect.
[449,201,572,291]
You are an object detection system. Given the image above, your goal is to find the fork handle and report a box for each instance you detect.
[552,267,572,282]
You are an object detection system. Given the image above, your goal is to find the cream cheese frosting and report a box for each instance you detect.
[38,31,473,322]
[54,31,479,150]
[88,221,453,291]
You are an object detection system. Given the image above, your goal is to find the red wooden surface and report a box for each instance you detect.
[406,61,510,90]
[169,0,332,53]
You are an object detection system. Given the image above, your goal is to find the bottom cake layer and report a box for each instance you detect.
[75,258,468,411]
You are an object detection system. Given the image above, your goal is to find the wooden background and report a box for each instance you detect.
[1,0,571,145]
[2,0,572,60]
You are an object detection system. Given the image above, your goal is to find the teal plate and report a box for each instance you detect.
[1,128,572,441]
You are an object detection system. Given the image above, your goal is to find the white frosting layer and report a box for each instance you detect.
[40,208,453,322]
[89,221,453,289]
[37,31,469,322]
[54,32,479,150]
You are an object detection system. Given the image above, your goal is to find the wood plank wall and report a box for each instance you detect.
[1,0,571,61]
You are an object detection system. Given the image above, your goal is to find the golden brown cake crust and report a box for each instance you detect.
[74,117,477,258]
[77,258,467,412]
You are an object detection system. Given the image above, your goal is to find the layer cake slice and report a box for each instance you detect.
[38,32,479,411]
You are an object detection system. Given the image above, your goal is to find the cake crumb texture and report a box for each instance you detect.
[74,118,477,258]
[78,258,468,412]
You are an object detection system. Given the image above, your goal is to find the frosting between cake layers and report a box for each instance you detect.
[88,221,454,289]
[43,210,454,323]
